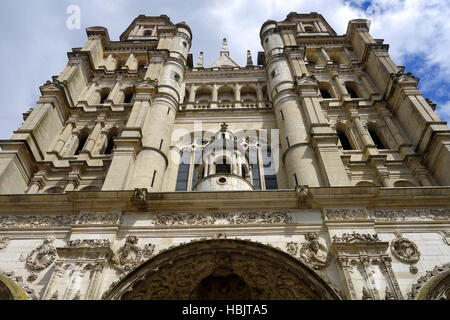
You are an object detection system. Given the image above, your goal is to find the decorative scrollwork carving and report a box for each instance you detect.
[0,215,78,228]
[76,212,121,225]
[390,232,420,264]
[323,208,370,221]
[66,239,111,248]
[332,232,380,243]
[369,209,450,222]
[25,237,57,272]
[110,236,156,273]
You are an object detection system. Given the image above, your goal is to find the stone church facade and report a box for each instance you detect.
[0,12,449,300]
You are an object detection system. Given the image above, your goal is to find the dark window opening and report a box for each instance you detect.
[337,130,353,150]
[320,88,332,99]
[99,89,111,104]
[151,170,157,188]
[369,129,386,149]
[175,151,191,191]
[75,134,88,155]
[123,92,134,104]
[216,163,231,174]
[263,148,278,190]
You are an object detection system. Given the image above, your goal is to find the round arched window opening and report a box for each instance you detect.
[218,177,227,184]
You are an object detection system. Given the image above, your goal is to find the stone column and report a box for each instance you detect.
[260,21,323,188]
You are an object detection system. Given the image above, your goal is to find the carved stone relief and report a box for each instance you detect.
[42,239,112,300]
[0,215,78,228]
[110,236,156,273]
[295,185,310,206]
[0,270,39,300]
[25,237,57,274]
[407,263,450,300]
[0,237,10,250]
[332,235,403,300]
[132,188,148,209]
[390,232,420,266]
[440,231,450,246]
[104,239,341,300]
[286,233,330,270]
[322,208,450,222]
[142,211,292,227]
[76,212,122,225]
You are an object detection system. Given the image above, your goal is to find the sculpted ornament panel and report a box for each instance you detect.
[286,233,330,270]
[66,239,111,248]
[110,236,156,273]
[369,209,450,222]
[147,211,292,226]
[76,212,121,225]
[323,209,369,221]
[0,215,78,228]
[390,232,420,264]
[25,237,57,272]
[332,232,380,243]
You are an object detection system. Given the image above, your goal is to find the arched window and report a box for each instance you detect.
[336,127,353,150]
[215,157,231,174]
[319,82,333,99]
[394,180,416,187]
[175,150,191,191]
[368,125,387,149]
[345,82,360,99]
[99,88,111,104]
[44,186,64,194]
[195,86,212,104]
[355,181,377,187]
[304,25,314,32]
[104,128,119,155]
[263,148,278,190]
[218,86,234,104]
[123,88,134,104]
[175,149,203,191]
[74,130,89,155]
[79,186,100,192]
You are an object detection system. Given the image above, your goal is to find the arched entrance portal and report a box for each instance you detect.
[104,239,341,300]
[0,275,28,300]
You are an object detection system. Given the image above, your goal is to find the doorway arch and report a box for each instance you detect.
[104,239,341,300]
[0,274,28,300]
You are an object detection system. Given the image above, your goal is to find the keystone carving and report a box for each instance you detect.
[295,185,310,206]
[132,188,148,209]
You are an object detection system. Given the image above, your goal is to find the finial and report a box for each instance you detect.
[246,50,254,67]
[196,51,204,68]
[220,38,229,56]
[220,122,229,132]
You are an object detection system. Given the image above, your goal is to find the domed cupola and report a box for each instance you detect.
[193,123,254,191]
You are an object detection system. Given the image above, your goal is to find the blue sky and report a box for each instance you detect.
[0,0,449,139]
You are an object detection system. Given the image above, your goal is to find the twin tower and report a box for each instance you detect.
[0,13,449,195]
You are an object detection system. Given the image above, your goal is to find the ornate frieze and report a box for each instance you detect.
[145,211,292,226]
[66,239,111,248]
[25,237,57,273]
[322,208,450,222]
[332,232,380,244]
[0,215,78,228]
[390,232,420,264]
[369,209,450,221]
[323,208,370,221]
[76,212,122,225]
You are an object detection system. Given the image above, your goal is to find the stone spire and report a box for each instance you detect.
[220,38,229,56]
[196,51,204,68]
[246,50,254,67]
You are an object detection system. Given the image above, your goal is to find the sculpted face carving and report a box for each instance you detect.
[104,239,341,300]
